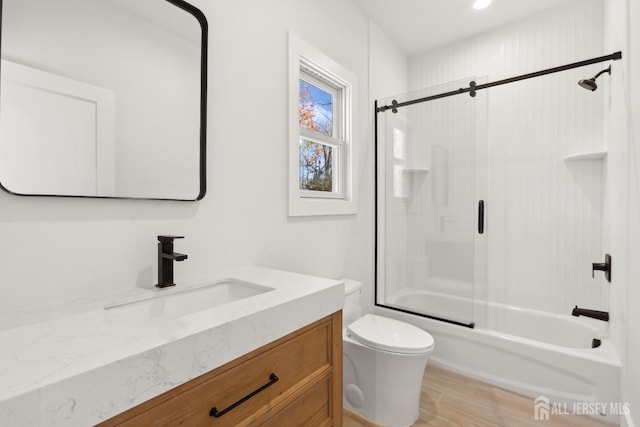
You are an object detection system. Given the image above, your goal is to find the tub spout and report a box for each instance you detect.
[572,305,609,322]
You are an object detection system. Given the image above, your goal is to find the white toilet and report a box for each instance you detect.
[342,279,434,427]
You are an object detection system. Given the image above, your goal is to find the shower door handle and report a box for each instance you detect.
[478,200,485,234]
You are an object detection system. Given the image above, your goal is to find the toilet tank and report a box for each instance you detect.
[342,279,362,327]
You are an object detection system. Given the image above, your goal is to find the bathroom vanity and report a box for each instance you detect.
[0,267,343,426]
[100,312,342,426]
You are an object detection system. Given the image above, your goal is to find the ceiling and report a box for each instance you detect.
[351,0,581,56]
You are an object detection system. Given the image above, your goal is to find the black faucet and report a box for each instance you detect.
[572,306,609,322]
[156,236,188,288]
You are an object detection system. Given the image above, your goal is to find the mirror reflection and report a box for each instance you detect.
[0,0,207,200]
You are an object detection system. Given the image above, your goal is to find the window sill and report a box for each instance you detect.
[288,196,356,217]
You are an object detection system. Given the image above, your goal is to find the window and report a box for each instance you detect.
[299,67,342,198]
[288,33,357,216]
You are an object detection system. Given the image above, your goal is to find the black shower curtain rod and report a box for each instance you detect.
[376,51,623,113]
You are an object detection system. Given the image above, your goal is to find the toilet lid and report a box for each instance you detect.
[347,314,434,354]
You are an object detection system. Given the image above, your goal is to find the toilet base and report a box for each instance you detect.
[343,334,431,427]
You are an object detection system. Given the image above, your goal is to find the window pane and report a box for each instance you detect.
[299,79,333,136]
[299,138,333,192]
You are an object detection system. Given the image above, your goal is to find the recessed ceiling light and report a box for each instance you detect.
[473,0,492,10]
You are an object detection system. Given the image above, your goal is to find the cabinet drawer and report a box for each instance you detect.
[255,375,333,427]
[113,319,332,426]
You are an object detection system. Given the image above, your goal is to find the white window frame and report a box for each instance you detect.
[288,32,357,216]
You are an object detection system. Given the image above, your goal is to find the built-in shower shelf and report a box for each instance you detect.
[563,151,608,161]
[403,167,430,174]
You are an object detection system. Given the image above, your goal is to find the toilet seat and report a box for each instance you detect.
[347,314,434,354]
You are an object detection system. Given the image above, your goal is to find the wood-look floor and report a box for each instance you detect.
[344,365,617,427]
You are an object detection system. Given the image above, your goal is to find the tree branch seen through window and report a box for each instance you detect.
[299,79,334,192]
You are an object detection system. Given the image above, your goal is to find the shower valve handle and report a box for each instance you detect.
[592,254,612,283]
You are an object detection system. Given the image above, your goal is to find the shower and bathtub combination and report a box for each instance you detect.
[374,51,623,421]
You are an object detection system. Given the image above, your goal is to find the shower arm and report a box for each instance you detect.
[377,51,622,113]
[592,66,612,80]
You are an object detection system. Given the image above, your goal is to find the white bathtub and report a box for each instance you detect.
[377,288,622,422]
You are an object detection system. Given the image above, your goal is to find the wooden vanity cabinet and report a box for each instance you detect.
[99,311,342,426]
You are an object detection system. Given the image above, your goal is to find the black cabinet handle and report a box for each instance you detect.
[209,373,279,418]
[478,200,485,234]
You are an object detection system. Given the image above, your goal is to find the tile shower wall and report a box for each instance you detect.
[407,0,609,314]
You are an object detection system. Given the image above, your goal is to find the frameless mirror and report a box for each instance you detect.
[0,0,207,200]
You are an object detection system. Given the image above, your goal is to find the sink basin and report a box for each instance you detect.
[105,279,274,321]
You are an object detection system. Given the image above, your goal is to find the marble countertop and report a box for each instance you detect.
[0,266,344,426]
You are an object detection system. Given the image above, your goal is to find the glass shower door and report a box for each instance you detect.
[376,78,486,327]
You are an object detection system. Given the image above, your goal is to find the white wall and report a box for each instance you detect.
[626,0,640,421]
[368,21,408,306]
[406,0,609,315]
[603,0,640,424]
[0,0,380,326]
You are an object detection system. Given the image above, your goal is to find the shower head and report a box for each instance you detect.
[578,65,611,91]
[578,78,598,91]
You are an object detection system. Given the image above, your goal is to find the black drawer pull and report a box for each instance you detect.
[478,200,485,234]
[209,373,279,418]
